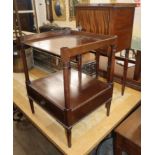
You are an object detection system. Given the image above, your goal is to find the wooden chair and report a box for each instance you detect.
[20,31,117,147]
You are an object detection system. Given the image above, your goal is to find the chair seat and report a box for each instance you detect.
[27,69,113,126]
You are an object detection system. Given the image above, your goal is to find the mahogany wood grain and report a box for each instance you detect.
[76,3,136,51]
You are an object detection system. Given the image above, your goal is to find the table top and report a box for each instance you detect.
[115,106,141,147]
[13,68,140,155]
[22,31,116,56]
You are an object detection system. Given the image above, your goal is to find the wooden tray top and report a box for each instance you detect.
[22,31,115,56]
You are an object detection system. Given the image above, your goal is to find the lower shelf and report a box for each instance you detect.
[27,69,113,127]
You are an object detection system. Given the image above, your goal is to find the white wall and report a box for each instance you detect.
[34,0,46,27]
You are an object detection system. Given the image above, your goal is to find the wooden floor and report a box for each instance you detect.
[13,68,141,155]
[14,118,62,155]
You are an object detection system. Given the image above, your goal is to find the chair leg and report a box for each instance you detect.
[77,55,82,72]
[96,52,99,78]
[29,98,35,114]
[65,127,72,148]
[122,49,129,96]
[106,101,111,116]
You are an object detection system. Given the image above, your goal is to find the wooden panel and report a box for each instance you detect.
[25,35,100,55]
[112,8,135,51]
[76,8,110,34]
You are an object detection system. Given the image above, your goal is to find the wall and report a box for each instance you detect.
[34,0,46,27]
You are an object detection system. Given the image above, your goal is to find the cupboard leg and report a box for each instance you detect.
[122,49,129,96]
[29,98,35,114]
[65,127,72,148]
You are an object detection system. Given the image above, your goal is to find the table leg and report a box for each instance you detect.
[65,127,72,148]
[122,49,129,95]
[133,50,141,81]
[29,98,35,114]
[106,101,111,116]
[107,45,116,84]
[96,52,100,78]
[77,55,82,72]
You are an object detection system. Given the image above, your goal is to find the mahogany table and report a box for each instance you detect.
[20,30,117,147]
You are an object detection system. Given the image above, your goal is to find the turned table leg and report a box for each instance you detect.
[133,50,141,81]
[95,51,100,78]
[29,98,35,114]
[77,55,82,72]
[122,49,129,96]
[65,127,72,148]
[106,101,111,116]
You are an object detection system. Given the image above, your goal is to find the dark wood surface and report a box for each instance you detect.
[114,106,141,155]
[25,35,100,56]
[21,31,117,147]
[21,30,116,56]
